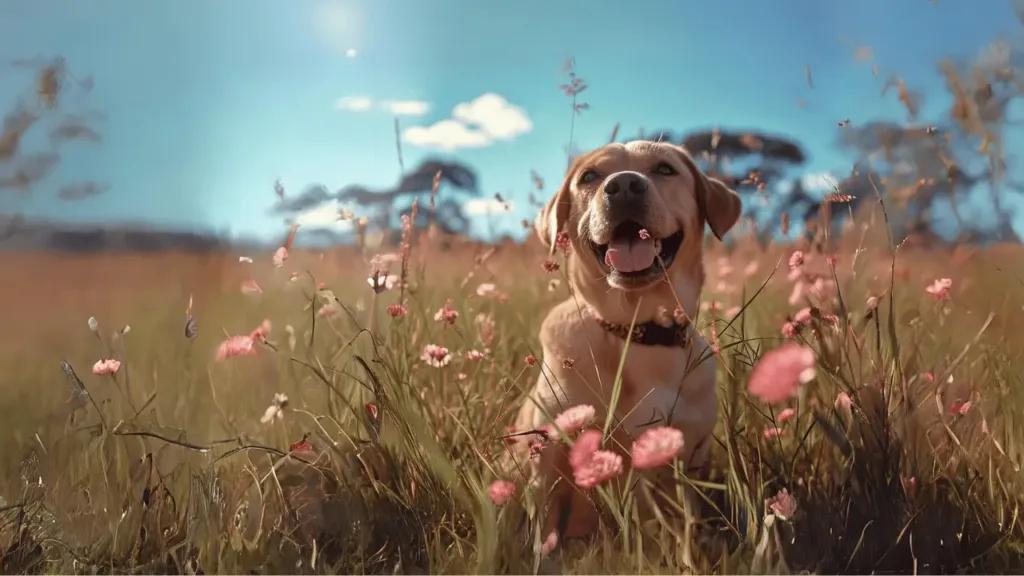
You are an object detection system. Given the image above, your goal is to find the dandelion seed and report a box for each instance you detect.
[476,283,498,297]
[630,426,684,470]
[547,279,561,292]
[238,256,253,263]
[91,359,121,376]
[87,316,98,332]
[573,450,623,489]
[318,303,340,318]
[260,393,289,424]
[748,343,817,404]
[420,344,452,368]
[488,480,517,505]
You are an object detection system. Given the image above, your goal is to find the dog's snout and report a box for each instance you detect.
[604,172,648,199]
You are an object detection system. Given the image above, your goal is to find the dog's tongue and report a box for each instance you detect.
[604,238,657,272]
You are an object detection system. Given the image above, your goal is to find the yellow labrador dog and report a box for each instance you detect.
[510,140,741,551]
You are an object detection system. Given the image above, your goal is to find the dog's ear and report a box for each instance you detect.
[675,147,742,241]
[535,173,572,254]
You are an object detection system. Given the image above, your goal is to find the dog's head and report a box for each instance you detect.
[536,141,741,293]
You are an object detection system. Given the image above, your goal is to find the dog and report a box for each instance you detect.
[509,140,742,552]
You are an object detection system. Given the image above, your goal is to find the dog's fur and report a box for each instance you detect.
[509,140,742,549]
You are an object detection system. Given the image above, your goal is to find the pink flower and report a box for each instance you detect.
[631,426,685,470]
[272,246,288,268]
[926,278,952,300]
[570,429,603,469]
[488,480,517,505]
[949,400,972,416]
[834,391,853,424]
[865,296,879,315]
[466,349,485,361]
[91,359,121,376]
[776,407,796,423]
[524,354,537,366]
[763,427,785,439]
[554,404,596,436]
[216,335,257,361]
[421,344,452,368]
[781,321,798,338]
[434,299,459,325]
[476,283,498,297]
[766,488,797,519]
[788,280,805,306]
[250,319,272,340]
[788,251,805,270]
[748,343,817,404]
[573,450,623,489]
[793,307,813,325]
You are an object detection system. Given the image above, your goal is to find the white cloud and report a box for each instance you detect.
[800,172,839,194]
[293,202,355,231]
[381,100,430,116]
[463,198,515,216]
[336,96,373,112]
[453,93,532,139]
[403,93,532,150]
[405,120,491,150]
[346,48,358,58]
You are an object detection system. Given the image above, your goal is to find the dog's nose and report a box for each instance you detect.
[604,172,647,199]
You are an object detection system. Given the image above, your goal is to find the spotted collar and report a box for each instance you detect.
[588,309,692,348]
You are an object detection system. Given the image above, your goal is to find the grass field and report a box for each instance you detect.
[2,203,1024,575]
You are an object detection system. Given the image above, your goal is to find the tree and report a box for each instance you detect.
[336,158,481,236]
[835,40,1024,245]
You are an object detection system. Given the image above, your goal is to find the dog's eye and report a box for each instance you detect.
[653,162,678,176]
[579,170,600,184]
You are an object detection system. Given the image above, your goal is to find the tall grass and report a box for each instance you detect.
[1,204,1023,573]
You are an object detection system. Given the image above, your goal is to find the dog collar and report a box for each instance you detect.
[588,309,691,348]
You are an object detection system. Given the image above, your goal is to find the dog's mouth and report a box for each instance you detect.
[590,221,684,279]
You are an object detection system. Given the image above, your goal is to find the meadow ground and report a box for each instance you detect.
[2,206,1024,574]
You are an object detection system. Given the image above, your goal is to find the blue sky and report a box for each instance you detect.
[0,0,1019,243]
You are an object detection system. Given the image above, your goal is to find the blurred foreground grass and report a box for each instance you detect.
[2,215,1024,574]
